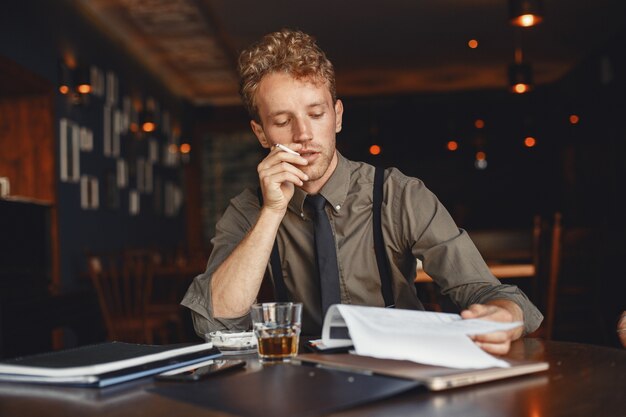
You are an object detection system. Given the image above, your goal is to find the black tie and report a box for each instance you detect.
[306,194,341,316]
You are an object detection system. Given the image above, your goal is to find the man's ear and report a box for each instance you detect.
[251,120,270,148]
[334,99,344,133]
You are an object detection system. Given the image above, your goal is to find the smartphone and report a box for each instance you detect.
[155,359,246,382]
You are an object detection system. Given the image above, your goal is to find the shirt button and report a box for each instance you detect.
[300,212,305,218]
[335,205,341,211]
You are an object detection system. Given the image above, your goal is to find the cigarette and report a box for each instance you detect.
[274,143,300,156]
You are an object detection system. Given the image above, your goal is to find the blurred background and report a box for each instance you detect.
[1,0,625,357]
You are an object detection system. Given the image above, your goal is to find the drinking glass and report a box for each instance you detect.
[250,302,302,362]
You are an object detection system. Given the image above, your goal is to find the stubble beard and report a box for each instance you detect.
[302,140,336,183]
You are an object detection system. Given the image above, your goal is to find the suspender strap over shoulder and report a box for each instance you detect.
[373,167,395,307]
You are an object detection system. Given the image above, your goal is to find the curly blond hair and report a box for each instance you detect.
[237,29,336,121]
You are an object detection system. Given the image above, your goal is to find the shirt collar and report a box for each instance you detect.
[319,152,349,213]
[288,151,350,215]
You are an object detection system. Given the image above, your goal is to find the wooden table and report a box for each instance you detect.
[0,339,623,417]
[415,263,535,283]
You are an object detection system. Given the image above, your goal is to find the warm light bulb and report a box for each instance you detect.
[513,83,529,94]
[77,84,91,94]
[476,151,486,161]
[447,141,459,151]
[468,39,478,49]
[59,85,70,95]
[511,13,543,27]
[519,14,536,27]
[569,114,580,124]
[142,122,156,133]
[524,136,537,147]
[474,119,485,129]
[369,144,381,156]
[180,143,191,154]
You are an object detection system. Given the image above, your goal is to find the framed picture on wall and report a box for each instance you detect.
[103,106,112,156]
[129,189,140,215]
[106,71,118,106]
[59,118,80,182]
[116,158,128,188]
[164,181,182,217]
[90,66,105,97]
[163,141,179,167]
[136,157,153,193]
[80,175,99,210]
[112,109,121,157]
[149,139,159,163]
[79,126,93,152]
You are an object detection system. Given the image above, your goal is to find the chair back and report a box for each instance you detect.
[86,253,151,342]
[467,226,538,265]
[467,217,552,321]
[543,212,605,341]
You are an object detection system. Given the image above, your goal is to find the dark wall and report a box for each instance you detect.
[338,90,561,229]
[338,31,625,234]
[0,0,190,291]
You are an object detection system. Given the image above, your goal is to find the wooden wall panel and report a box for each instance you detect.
[0,95,55,202]
[0,93,59,288]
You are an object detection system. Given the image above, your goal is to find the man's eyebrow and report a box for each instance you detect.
[267,102,329,118]
[268,110,289,118]
[307,102,328,109]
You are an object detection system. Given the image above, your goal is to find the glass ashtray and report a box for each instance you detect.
[206,330,257,355]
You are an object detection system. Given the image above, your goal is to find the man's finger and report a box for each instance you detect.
[475,340,511,356]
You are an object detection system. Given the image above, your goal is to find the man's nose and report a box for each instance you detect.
[293,118,312,142]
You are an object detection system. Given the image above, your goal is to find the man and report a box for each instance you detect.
[182,29,543,355]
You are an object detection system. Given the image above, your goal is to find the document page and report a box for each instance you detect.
[321,305,523,369]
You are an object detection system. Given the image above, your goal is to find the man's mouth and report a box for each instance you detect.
[299,150,318,158]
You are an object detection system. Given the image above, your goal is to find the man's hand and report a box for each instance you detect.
[617,311,626,348]
[257,145,309,212]
[460,300,524,355]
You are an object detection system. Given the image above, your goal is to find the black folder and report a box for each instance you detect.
[0,342,221,387]
[151,363,421,417]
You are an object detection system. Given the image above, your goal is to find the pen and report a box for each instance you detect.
[273,143,300,156]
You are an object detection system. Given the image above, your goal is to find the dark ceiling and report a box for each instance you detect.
[73,0,626,106]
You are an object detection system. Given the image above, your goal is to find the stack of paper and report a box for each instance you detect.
[0,342,222,387]
[315,305,523,369]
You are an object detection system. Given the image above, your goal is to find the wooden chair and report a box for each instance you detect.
[468,216,547,297]
[87,252,180,344]
[541,213,607,342]
[467,218,542,270]
[138,250,186,343]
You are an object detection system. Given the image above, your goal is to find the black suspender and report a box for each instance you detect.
[257,166,394,306]
[373,167,395,307]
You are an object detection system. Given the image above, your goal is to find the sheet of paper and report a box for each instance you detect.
[324,305,522,369]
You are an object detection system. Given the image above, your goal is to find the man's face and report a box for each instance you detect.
[251,72,343,187]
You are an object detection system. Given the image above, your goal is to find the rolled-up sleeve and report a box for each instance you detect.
[394,174,543,334]
[180,190,258,338]
[181,273,251,339]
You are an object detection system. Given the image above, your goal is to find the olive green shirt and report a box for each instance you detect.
[182,153,543,336]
